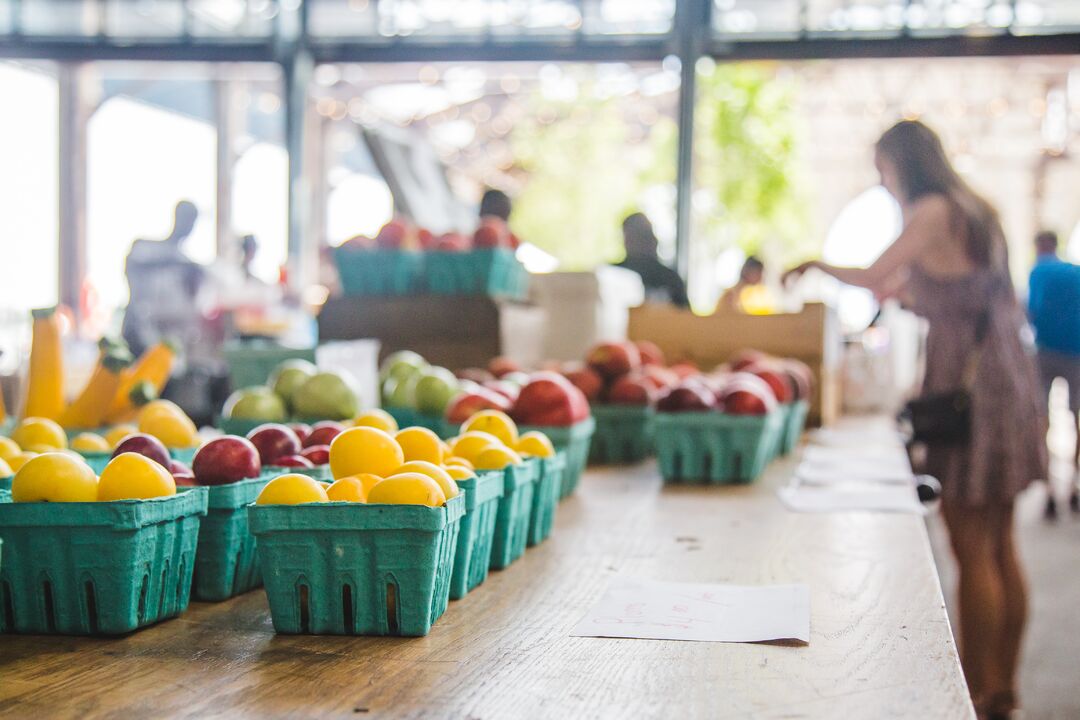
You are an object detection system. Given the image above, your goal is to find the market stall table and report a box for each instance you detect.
[0,422,972,719]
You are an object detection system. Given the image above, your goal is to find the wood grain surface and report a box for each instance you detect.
[0,424,973,719]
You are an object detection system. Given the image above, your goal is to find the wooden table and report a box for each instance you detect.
[0,428,973,719]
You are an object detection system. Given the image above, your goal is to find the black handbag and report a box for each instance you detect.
[898,312,988,447]
[898,389,971,445]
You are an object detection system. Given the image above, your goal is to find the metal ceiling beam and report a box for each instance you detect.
[308,38,675,64]
[0,39,278,62]
[708,32,1080,61]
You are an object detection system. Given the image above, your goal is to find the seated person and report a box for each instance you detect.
[615,212,689,308]
[717,256,766,313]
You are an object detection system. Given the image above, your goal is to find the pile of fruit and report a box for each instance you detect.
[645,349,814,485]
[651,349,812,416]
[222,359,359,425]
[254,409,555,508]
[342,217,521,254]
[0,397,200,484]
[380,351,468,425]
[336,218,528,299]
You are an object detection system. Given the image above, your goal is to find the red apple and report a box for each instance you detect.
[303,420,346,449]
[483,380,520,402]
[780,359,814,401]
[716,373,778,415]
[509,232,522,249]
[445,388,513,424]
[375,219,408,249]
[606,374,656,406]
[169,459,192,475]
[562,366,604,402]
[272,454,314,469]
[634,341,665,367]
[487,356,521,378]
[437,232,472,252]
[729,349,770,372]
[172,470,197,487]
[112,433,171,469]
[568,384,591,422]
[456,367,495,384]
[289,423,312,445]
[474,219,510,248]
[641,364,680,392]
[511,372,583,426]
[745,362,795,404]
[657,383,716,413]
[669,361,700,380]
[586,341,641,380]
[246,423,302,465]
[300,445,331,465]
[192,436,262,486]
[417,228,436,250]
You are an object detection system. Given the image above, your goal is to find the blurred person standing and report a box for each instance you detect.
[616,212,689,308]
[121,200,205,357]
[1028,230,1080,519]
[785,120,1046,719]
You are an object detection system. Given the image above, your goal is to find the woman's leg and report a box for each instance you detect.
[989,503,1026,713]
[942,499,1007,707]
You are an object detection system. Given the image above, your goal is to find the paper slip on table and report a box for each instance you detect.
[0,417,973,720]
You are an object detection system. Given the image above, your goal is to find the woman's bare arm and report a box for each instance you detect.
[784,195,950,293]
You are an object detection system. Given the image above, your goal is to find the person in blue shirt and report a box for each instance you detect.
[1028,230,1080,518]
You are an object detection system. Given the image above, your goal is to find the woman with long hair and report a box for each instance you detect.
[786,120,1047,719]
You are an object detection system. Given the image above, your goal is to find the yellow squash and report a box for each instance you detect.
[59,347,133,430]
[23,307,65,421]
[105,339,177,423]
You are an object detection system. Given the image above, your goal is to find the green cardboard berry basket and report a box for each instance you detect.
[0,488,208,635]
[265,464,333,482]
[424,248,528,300]
[448,469,504,600]
[191,474,275,602]
[778,400,810,456]
[589,405,655,464]
[489,460,539,570]
[526,452,565,547]
[334,246,423,296]
[249,494,464,636]
[0,475,11,493]
[654,410,784,485]
[519,417,595,499]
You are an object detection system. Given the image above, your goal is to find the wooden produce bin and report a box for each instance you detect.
[628,302,841,426]
[318,295,522,369]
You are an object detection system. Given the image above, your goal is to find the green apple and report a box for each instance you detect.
[269,358,317,409]
[224,387,288,421]
[414,367,460,415]
[386,372,419,409]
[293,371,359,420]
[379,351,429,384]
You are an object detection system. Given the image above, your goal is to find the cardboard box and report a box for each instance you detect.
[628,302,841,426]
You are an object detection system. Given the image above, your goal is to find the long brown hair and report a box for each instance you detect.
[876,120,1007,272]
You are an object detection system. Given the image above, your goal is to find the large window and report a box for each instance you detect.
[0,62,58,312]
[0,61,58,370]
[87,84,217,319]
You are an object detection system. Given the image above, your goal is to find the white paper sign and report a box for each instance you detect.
[778,484,925,515]
[570,576,810,644]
